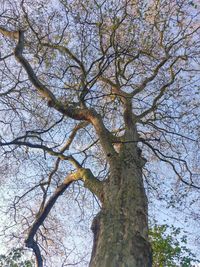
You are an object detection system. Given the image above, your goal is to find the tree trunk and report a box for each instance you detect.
[89,144,152,267]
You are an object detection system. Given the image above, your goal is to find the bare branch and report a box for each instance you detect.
[0,139,80,168]
[25,168,103,266]
[137,64,180,119]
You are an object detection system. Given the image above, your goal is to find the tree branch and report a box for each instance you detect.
[80,168,104,201]
[141,139,200,190]
[25,168,103,266]
[138,67,177,119]
[137,56,186,120]
[14,31,57,103]
[25,172,79,267]
[0,139,80,168]
[41,42,86,75]
[131,57,169,97]
[0,27,118,164]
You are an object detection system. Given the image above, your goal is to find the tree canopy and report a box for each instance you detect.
[0,248,34,267]
[150,223,199,267]
[0,0,199,266]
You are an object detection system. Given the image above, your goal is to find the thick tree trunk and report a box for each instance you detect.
[89,144,152,267]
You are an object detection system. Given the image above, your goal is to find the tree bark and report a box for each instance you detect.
[89,142,152,267]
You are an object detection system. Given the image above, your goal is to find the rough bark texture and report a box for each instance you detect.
[89,135,152,267]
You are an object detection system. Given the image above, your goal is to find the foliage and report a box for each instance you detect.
[2,226,198,267]
[150,224,199,267]
[0,248,33,267]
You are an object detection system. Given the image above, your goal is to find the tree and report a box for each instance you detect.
[0,0,199,266]
[3,224,198,267]
[0,248,33,267]
[149,224,199,267]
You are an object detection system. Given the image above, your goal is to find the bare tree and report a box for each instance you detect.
[0,0,199,266]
